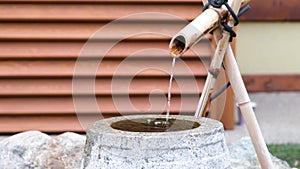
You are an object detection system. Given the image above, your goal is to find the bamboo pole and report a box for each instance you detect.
[198,1,274,168]
[195,0,242,118]
[169,0,274,167]
[223,46,274,169]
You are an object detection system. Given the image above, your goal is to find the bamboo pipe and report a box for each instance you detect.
[169,0,250,57]
[169,8,220,57]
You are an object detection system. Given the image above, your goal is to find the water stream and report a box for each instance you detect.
[166,57,176,121]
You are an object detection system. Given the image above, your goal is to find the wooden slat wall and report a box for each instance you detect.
[240,0,300,92]
[0,0,235,133]
[240,0,300,21]
[243,75,300,92]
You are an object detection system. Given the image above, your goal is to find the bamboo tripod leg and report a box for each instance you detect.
[195,0,243,119]
[194,34,223,118]
[224,47,274,169]
[194,35,228,118]
[194,74,214,117]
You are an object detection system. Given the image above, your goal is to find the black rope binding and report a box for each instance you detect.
[221,22,236,42]
[202,0,250,42]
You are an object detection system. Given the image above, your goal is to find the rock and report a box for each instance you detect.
[0,131,292,169]
[0,131,86,169]
[0,131,51,169]
[47,132,86,169]
[228,137,291,169]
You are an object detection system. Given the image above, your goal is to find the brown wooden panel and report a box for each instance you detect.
[0,3,203,21]
[0,0,201,3]
[220,86,234,130]
[0,22,193,40]
[5,1,299,22]
[0,115,88,133]
[0,95,199,115]
[0,77,204,96]
[0,41,211,59]
[0,0,237,132]
[243,74,300,92]
[0,111,195,133]
[0,42,83,59]
[240,0,300,21]
[0,59,208,77]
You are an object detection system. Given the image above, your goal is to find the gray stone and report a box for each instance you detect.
[82,115,231,169]
[0,131,85,169]
[228,137,291,169]
[0,131,51,169]
[38,132,86,169]
[0,126,293,169]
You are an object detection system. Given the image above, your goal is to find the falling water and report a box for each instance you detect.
[166,57,176,121]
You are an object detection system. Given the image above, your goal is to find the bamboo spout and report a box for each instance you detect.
[169,8,220,57]
[169,0,251,57]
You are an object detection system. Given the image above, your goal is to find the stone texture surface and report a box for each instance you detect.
[39,132,86,169]
[82,115,231,169]
[0,126,292,169]
[228,137,291,169]
[0,131,51,169]
[0,131,85,169]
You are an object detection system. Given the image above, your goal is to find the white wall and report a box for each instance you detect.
[236,22,300,74]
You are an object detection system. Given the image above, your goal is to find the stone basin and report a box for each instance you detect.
[81,115,231,169]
